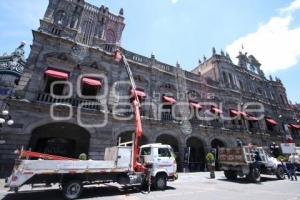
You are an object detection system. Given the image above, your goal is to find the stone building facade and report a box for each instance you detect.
[0,0,299,177]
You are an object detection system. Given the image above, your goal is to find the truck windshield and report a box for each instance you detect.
[140,147,151,156]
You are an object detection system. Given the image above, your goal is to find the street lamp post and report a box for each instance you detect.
[0,103,14,129]
[278,114,286,142]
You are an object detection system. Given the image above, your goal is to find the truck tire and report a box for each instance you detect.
[224,170,237,180]
[62,180,83,200]
[247,167,261,183]
[13,187,19,193]
[154,174,167,190]
[276,166,285,180]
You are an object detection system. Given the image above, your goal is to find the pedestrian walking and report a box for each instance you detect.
[280,158,290,179]
[286,156,297,181]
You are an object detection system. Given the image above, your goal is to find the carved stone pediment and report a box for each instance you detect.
[79,61,108,75]
[159,83,177,96]
[43,52,76,69]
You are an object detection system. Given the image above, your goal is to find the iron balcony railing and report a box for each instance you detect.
[36,93,102,111]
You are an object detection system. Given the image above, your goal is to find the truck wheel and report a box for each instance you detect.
[62,180,83,200]
[276,166,285,180]
[224,170,237,180]
[154,174,167,190]
[247,167,261,183]
[13,187,19,193]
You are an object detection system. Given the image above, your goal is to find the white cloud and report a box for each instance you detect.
[226,0,300,74]
[170,0,178,4]
[280,0,300,14]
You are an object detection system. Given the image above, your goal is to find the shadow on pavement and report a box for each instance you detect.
[218,176,284,184]
[2,185,176,200]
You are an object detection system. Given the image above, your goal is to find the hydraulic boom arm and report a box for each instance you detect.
[114,49,144,172]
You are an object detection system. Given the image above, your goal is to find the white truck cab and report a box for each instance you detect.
[140,143,177,180]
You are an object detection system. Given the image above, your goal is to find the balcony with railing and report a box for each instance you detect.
[208,120,223,129]
[161,112,174,121]
[184,71,201,82]
[36,93,103,111]
[190,117,206,127]
[121,48,152,66]
[248,127,261,134]
[225,124,247,132]
[122,110,147,118]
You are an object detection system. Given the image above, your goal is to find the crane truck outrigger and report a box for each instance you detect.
[5,49,178,199]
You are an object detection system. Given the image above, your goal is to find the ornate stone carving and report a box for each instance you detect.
[0,42,26,76]
[71,44,88,61]
[179,120,192,136]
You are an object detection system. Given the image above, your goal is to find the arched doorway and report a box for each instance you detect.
[211,138,226,171]
[186,137,206,172]
[117,131,148,146]
[28,122,90,159]
[156,134,179,153]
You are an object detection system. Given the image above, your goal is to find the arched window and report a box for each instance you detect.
[257,87,262,95]
[54,10,67,27]
[280,94,285,104]
[70,14,79,28]
[82,21,94,45]
[223,72,228,85]
[96,21,104,38]
[238,80,244,90]
[106,29,116,44]
[228,73,234,87]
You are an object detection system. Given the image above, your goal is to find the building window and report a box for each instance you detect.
[257,88,262,95]
[106,29,116,44]
[82,84,98,96]
[223,72,228,85]
[280,94,285,104]
[266,123,274,131]
[81,77,102,98]
[248,120,254,129]
[82,21,94,45]
[239,80,244,90]
[161,95,176,121]
[44,69,69,96]
[130,88,147,116]
[54,10,67,27]
[228,73,234,88]
[44,77,65,95]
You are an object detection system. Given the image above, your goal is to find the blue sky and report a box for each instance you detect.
[0,0,299,103]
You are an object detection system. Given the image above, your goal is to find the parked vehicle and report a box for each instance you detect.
[219,146,285,183]
[5,49,178,199]
[6,143,177,199]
